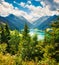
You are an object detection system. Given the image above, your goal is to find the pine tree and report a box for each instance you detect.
[4,24,11,53]
[0,24,10,44]
[22,24,29,40]
[5,24,10,42]
[1,26,6,43]
[20,24,32,60]
[8,30,20,54]
[32,34,38,46]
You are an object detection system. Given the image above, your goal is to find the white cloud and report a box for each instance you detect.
[35,0,59,11]
[19,1,32,8]
[0,1,14,17]
[21,2,59,21]
[40,1,45,7]
[0,0,59,22]
[27,1,31,4]
[0,0,4,3]
[19,2,25,7]
[54,0,59,3]
[13,1,16,3]
[0,1,33,21]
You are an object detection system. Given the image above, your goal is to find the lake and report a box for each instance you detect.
[29,29,45,40]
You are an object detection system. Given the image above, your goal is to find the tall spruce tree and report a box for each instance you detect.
[1,26,6,43]
[4,24,11,53]
[1,24,10,44]
[20,24,31,60]
[22,24,29,40]
[5,24,10,43]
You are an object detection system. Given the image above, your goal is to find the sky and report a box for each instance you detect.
[0,0,59,22]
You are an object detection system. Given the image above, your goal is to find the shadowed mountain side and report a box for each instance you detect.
[0,14,58,30]
[33,15,57,30]
[0,14,33,30]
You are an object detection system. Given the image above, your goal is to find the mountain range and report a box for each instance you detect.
[32,15,57,30]
[0,14,58,30]
[0,14,32,30]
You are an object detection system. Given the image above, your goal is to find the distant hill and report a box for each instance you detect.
[0,14,32,30]
[0,14,58,30]
[32,16,50,28]
[33,15,58,30]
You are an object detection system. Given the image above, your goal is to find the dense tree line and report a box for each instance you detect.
[0,17,59,65]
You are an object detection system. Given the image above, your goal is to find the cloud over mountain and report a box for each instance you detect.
[35,0,59,11]
[0,0,59,22]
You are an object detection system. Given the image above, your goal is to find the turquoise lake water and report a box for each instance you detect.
[29,29,45,40]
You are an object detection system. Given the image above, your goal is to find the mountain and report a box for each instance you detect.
[33,15,58,30]
[0,14,58,31]
[32,16,50,28]
[0,14,32,30]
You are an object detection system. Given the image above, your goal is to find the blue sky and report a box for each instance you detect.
[5,0,43,13]
[5,0,42,6]
[0,0,59,22]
